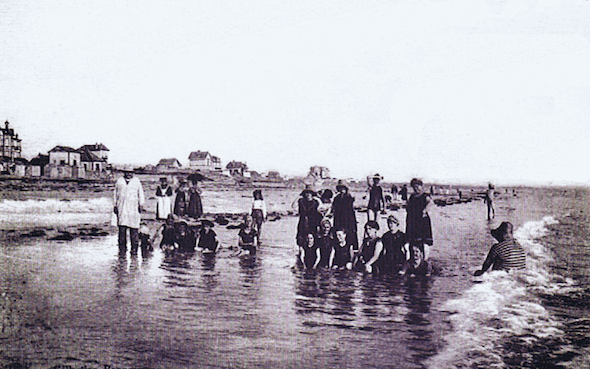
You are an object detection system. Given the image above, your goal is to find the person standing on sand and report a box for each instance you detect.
[366,174,385,221]
[406,178,434,261]
[114,166,145,255]
[474,221,525,276]
[332,180,358,249]
[155,177,173,220]
[187,179,203,219]
[484,183,496,220]
[400,184,408,201]
[173,179,190,217]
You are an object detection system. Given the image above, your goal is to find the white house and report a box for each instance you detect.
[189,151,221,171]
[47,146,83,179]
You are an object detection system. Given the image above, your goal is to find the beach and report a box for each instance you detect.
[0,180,589,368]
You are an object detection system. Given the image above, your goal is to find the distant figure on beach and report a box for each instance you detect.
[251,190,267,238]
[332,180,358,249]
[316,219,334,268]
[366,174,385,221]
[406,178,434,261]
[173,179,190,217]
[484,183,495,220]
[329,228,354,270]
[400,184,408,201]
[113,166,145,255]
[238,214,258,254]
[187,179,203,219]
[391,184,398,200]
[198,220,219,253]
[296,189,322,247]
[474,222,526,276]
[381,215,409,273]
[354,221,383,273]
[299,233,320,269]
[155,177,173,220]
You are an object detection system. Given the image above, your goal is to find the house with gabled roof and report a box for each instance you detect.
[226,160,248,176]
[78,146,108,174]
[156,158,182,172]
[189,151,222,171]
[78,143,109,162]
[46,146,83,178]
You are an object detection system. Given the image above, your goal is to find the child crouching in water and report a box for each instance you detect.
[197,220,220,253]
[329,228,354,270]
[353,221,384,273]
[238,214,258,255]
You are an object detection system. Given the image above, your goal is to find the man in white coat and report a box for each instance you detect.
[114,166,145,254]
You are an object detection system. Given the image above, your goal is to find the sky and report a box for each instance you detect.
[1,0,589,185]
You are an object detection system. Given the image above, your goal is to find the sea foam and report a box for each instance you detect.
[426,217,579,369]
[0,198,112,214]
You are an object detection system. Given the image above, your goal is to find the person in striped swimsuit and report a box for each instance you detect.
[474,221,526,276]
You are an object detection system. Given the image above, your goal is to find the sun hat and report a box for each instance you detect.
[491,222,513,241]
[120,164,135,172]
[410,178,423,186]
[336,180,348,192]
[201,219,214,227]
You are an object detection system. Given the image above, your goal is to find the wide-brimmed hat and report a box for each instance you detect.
[371,173,383,180]
[120,164,135,173]
[491,221,513,241]
[159,177,168,182]
[201,219,214,227]
[301,189,316,197]
[336,180,348,191]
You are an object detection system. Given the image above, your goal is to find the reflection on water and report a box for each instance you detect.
[1,188,589,368]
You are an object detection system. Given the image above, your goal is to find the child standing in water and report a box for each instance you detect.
[406,178,434,261]
[251,190,267,240]
[381,215,409,273]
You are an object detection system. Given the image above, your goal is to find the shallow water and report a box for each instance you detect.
[0,187,588,368]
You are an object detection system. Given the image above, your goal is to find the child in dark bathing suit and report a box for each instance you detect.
[238,214,258,255]
[198,220,219,253]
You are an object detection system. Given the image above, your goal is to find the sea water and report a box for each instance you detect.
[0,187,588,368]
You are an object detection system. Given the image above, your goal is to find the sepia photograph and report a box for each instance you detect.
[1,1,589,368]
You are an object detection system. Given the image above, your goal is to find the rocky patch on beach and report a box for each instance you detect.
[2,223,113,243]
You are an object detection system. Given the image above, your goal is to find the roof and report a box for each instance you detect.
[226,160,247,169]
[30,154,49,166]
[79,143,109,151]
[49,145,78,153]
[188,151,211,160]
[78,147,106,162]
[157,158,181,166]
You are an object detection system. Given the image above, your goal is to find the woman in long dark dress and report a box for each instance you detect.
[187,180,203,219]
[173,180,190,217]
[296,189,322,247]
[406,178,434,260]
[331,181,358,249]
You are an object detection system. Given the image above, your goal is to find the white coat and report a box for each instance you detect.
[114,176,145,229]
